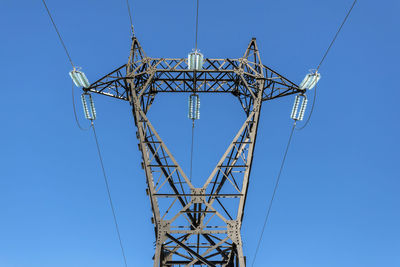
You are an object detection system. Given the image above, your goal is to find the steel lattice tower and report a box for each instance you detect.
[83,35,304,266]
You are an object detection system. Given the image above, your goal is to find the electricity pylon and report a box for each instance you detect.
[83,35,304,266]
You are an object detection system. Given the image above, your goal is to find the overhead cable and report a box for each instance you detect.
[317,0,358,71]
[189,0,201,182]
[41,0,74,68]
[91,123,129,267]
[251,1,358,265]
[189,121,195,182]
[250,122,296,267]
[195,0,200,50]
[125,0,134,34]
[42,2,129,265]
[298,0,357,130]
[42,0,92,131]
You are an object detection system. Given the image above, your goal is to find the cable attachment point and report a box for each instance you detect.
[81,93,96,121]
[69,67,90,88]
[291,94,308,121]
[299,69,321,90]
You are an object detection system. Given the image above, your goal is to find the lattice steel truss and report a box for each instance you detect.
[83,35,304,266]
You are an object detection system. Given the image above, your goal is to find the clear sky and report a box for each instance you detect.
[0,0,399,266]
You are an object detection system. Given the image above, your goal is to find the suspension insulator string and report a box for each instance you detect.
[290,94,308,122]
[72,81,91,131]
[188,93,200,182]
[295,70,319,130]
[296,84,317,131]
[187,0,203,182]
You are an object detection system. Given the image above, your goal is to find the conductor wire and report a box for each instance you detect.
[125,0,134,34]
[189,0,201,182]
[41,0,74,68]
[252,2,358,265]
[317,0,357,71]
[195,0,200,50]
[91,123,129,267]
[298,0,357,130]
[251,122,296,267]
[189,120,195,182]
[41,2,129,266]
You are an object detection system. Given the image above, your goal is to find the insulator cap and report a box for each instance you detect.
[69,68,90,88]
[290,94,307,121]
[298,98,308,121]
[188,94,200,120]
[188,50,204,70]
[290,95,300,120]
[299,70,321,90]
[81,93,96,121]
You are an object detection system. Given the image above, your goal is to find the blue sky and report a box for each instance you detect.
[0,0,399,266]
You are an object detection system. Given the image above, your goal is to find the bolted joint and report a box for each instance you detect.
[156,220,170,246]
[227,220,242,246]
[238,58,247,65]
[191,188,205,204]
[141,57,151,64]
[234,67,245,76]
[147,66,157,74]
[255,73,264,79]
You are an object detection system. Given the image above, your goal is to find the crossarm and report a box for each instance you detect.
[83,64,130,101]
[262,64,304,100]
[83,60,304,103]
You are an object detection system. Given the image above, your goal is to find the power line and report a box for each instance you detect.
[125,0,134,34]
[190,0,201,182]
[251,2,358,265]
[42,0,90,130]
[195,0,200,50]
[317,0,358,71]
[91,123,129,267]
[298,0,357,130]
[41,2,129,265]
[41,0,74,68]
[251,122,296,267]
[189,121,195,182]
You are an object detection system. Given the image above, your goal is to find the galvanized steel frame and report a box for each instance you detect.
[83,36,304,266]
